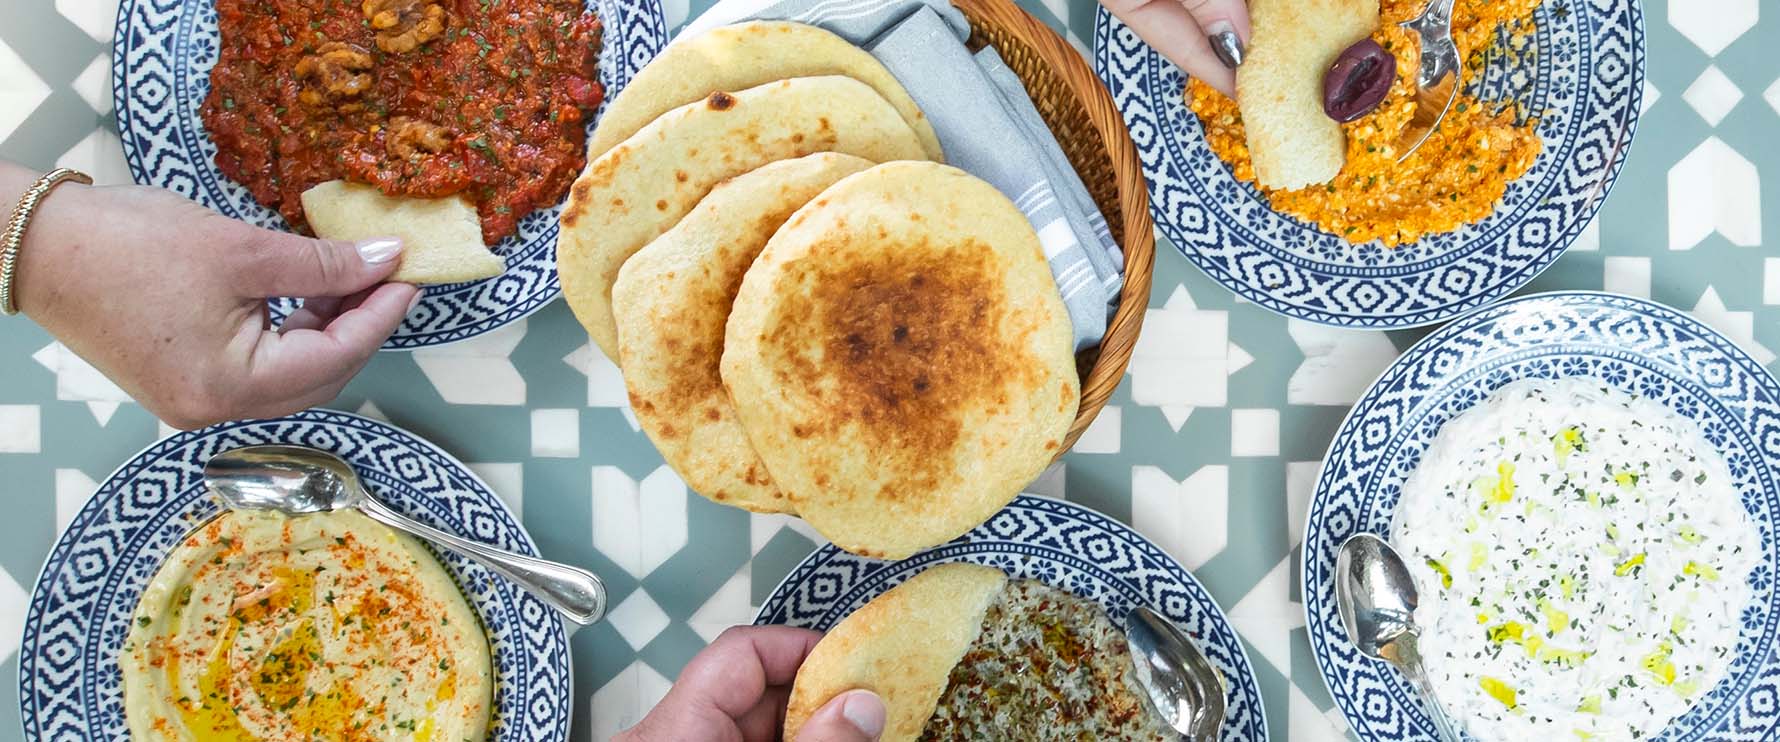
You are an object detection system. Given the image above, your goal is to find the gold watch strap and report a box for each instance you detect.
[1,167,92,316]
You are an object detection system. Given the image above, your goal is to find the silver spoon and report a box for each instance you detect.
[1126,605,1226,741]
[204,444,607,625]
[1335,533,1461,741]
[1394,0,1460,161]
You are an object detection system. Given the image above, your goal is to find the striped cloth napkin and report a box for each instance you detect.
[677,0,1125,350]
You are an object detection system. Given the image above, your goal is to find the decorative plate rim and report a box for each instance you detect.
[109,0,667,350]
[754,494,1269,741]
[1300,290,1780,740]
[1090,2,1647,328]
[15,409,573,741]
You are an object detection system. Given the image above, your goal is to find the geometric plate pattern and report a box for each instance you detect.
[4,0,1779,740]
[1304,292,1780,740]
[759,494,1268,741]
[1092,2,1646,328]
[110,0,667,349]
[16,411,572,741]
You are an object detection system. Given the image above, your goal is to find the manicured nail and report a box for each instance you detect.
[356,237,403,264]
[406,290,424,315]
[840,691,886,737]
[1208,22,1244,68]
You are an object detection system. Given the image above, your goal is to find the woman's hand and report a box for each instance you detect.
[6,165,418,429]
[1100,0,1252,96]
[616,626,886,742]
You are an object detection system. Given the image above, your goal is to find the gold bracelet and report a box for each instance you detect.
[1,167,92,316]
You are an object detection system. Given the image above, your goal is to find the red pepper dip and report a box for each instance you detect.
[202,0,604,245]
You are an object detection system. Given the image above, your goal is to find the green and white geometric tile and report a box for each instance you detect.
[2,0,1778,739]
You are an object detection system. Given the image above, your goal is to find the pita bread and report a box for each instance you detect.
[558,75,930,361]
[1237,0,1379,189]
[612,153,874,513]
[300,180,504,285]
[720,162,1078,560]
[589,21,943,162]
[783,563,1006,742]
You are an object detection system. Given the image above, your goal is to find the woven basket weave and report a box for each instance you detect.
[953,0,1155,456]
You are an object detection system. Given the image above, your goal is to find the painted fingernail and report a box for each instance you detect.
[356,237,403,264]
[1208,22,1244,68]
[840,691,886,737]
[406,290,424,315]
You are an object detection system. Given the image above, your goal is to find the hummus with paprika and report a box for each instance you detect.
[120,509,492,742]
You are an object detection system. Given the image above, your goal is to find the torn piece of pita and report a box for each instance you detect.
[300,180,505,285]
[1236,0,1379,189]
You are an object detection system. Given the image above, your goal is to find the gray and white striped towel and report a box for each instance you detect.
[677,0,1125,350]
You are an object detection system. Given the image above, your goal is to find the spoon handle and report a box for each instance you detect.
[358,496,607,625]
[1396,637,1463,742]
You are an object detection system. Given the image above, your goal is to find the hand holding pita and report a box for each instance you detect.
[3,162,417,429]
[615,626,886,742]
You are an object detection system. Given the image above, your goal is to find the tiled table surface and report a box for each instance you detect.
[1,0,1776,739]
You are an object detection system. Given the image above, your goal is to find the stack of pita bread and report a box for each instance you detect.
[556,21,1080,560]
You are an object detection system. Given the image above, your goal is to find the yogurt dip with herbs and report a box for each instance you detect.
[1392,378,1757,742]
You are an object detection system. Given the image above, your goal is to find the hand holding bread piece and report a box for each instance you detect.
[1236,0,1379,189]
[783,564,1008,742]
[301,181,505,285]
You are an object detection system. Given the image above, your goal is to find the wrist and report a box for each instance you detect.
[2,165,92,319]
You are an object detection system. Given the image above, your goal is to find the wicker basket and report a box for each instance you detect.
[953,0,1155,457]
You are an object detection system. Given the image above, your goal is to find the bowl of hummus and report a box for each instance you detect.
[122,509,493,741]
[17,411,572,741]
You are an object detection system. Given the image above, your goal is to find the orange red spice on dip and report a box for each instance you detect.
[1190,0,1544,247]
[119,510,492,741]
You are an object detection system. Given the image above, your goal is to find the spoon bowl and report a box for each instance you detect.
[204,444,608,625]
[1126,605,1226,741]
[1336,532,1461,741]
[1393,0,1461,161]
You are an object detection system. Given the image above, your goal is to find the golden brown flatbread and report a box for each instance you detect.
[611,153,875,513]
[557,76,930,361]
[1237,0,1379,189]
[783,563,1007,742]
[721,161,1078,560]
[300,180,504,285]
[589,21,943,162]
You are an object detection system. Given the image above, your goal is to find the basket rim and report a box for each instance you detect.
[951,0,1156,457]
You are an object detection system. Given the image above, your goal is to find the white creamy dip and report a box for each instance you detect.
[1392,378,1758,741]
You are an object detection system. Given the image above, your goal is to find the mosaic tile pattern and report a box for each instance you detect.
[2,0,1778,739]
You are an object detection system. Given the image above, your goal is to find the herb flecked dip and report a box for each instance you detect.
[918,580,1177,741]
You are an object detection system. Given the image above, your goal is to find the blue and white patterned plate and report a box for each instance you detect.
[1092,3,1645,328]
[16,410,571,741]
[111,0,667,349]
[758,494,1268,741]
[1303,292,1780,740]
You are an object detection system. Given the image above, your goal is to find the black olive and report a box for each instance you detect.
[1323,38,1396,123]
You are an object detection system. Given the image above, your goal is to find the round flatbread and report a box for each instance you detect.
[558,75,929,361]
[721,161,1079,560]
[589,21,943,162]
[612,153,875,513]
[783,563,1007,742]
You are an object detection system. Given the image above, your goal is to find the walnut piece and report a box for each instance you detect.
[363,0,447,54]
[386,116,454,160]
[294,42,373,110]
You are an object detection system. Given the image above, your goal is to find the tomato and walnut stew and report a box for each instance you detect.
[203,0,604,245]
